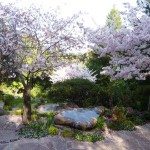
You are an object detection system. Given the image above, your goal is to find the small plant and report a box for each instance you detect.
[61,129,74,138]
[48,126,59,136]
[31,114,38,121]
[19,121,48,138]
[96,116,105,129]
[74,131,104,142]
[112,106,127,122]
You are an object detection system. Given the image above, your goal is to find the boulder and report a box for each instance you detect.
[54,108,99,130]
[61,103,79,109]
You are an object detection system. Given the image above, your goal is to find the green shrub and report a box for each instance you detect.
[103,109,112,117]
[61,129,74,138]
[19,111,56,138]
[2,93,23,110]
[142,112,150,121]
[19,121,48,138]
[3,105,12,111]
[109,120,135,131]
[96,116,105,129]
[48,78,107,107]
[128,115,144,125]
[46,115,55,126]
[112,106,127,122]
[48,126,59,136]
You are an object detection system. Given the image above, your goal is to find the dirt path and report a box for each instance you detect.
[0,115,150,150]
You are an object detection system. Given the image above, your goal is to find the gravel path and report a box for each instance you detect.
[0,115,150,150]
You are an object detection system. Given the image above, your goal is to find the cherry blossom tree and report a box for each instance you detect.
[50,63,96,83]
[88,3,150,80]
[0,3,86,123]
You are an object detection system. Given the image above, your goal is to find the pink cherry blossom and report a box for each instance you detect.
[88,4,150,80]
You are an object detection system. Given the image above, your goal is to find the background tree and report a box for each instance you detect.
[0,4,86,123]
[85,7,121,84]
[87,3,150,109]
[88,4,150,80]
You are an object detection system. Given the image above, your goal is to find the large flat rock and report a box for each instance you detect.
[54,108,99,130]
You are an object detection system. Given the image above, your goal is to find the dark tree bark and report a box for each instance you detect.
[148,96,150,112]
[22,85,31,124]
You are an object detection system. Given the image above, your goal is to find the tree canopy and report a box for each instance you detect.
[87,3,150,80]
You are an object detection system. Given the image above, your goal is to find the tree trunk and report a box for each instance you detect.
[148,96,150,112]
[22,85,31,124]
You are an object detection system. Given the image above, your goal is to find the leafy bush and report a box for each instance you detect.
[108,106,135,131]
[96,116,105,129]
[109,120,135,131]
[2,93,23,110]
[19,111,57,138]
[3,105,12,111]
[19,121,48,138]
[48,126,59,136]
[46,114,55,126]
[142,112,150,121]
[128,115,144,125]
[103,109,112,118]
[112,106,127,122]
[107,80,132,107]
[48,78,108,107]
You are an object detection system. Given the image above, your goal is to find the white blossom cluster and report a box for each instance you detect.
[88,3,150,80]
[50,63,96,83]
